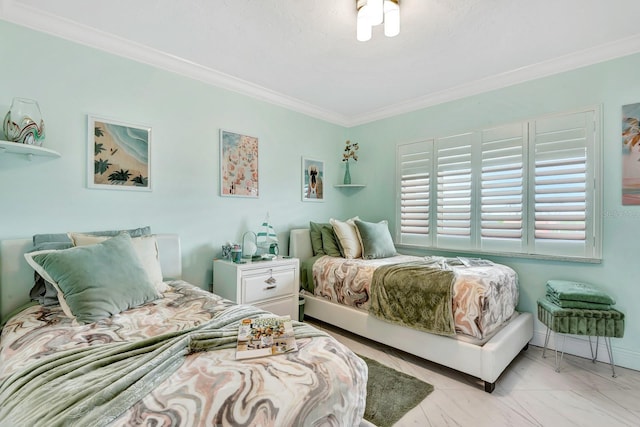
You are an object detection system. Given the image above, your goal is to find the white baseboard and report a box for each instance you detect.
[531,328,640,372]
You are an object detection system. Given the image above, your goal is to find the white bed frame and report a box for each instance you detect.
[0,234,182,324]
[289,228,533,393]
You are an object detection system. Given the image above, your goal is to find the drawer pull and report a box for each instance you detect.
[265,285,277,290]
[265,276,276,285]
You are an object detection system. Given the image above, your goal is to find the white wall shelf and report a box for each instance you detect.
[334,184,366,188]
[0,140,60,160]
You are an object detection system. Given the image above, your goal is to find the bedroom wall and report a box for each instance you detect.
[0,21,351,289]
[346,53,640,371]
[2,20,639,372]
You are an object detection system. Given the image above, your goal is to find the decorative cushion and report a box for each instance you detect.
[29,226,152,306]
[28,241,73,307]
[309,222,327,256]
[320,224,342,257]
[33,226,151,246]
[354,219,397,259]
[24,233,160,324]
[68,233,169,293]
[330,217,362,259]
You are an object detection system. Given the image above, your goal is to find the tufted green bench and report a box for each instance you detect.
[537,297,625,376]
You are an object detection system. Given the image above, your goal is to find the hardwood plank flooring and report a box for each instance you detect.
[305,317,640,427]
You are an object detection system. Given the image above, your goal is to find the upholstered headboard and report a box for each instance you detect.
[0,234,181,323]
[289,229,313,262]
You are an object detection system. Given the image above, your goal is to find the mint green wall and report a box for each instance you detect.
[1,20,638,370]
[348,54,640,370]
[0,21,350,288]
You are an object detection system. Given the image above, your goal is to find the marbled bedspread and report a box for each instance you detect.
[312,255,519,340]
[0,281,367,426]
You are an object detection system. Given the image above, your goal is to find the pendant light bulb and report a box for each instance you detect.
[369,0,384,26]
[357,5,372,42]
[384,0,400,38]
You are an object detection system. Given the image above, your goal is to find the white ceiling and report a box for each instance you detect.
[3,0,640,126]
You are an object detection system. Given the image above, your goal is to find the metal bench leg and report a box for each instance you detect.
[604,337,617,378]
[542,327,551,358]
[588,336,599,363]
[554,333,566,373]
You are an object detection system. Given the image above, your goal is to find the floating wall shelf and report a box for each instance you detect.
[334,184,366,188]
[0,140,61,160]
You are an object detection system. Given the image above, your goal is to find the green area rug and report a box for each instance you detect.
[360,355,434,427]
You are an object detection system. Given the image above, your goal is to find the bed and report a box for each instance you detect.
[0,230,367,426]
[290,224,533,393]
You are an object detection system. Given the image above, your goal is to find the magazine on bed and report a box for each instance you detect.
[236,315,298,360]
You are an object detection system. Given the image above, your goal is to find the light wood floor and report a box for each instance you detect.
[306,317,640,427]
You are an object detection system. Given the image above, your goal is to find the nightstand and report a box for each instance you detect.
[213,257,300,320]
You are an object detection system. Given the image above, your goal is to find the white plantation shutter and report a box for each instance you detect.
[397,141,432,246]
[395,106,600,260]
[435,134,474,249]
[530,110,599,258]
[480,124,527,252]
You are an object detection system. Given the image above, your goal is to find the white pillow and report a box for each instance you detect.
[330,216,362,259]
[68,232,169,293]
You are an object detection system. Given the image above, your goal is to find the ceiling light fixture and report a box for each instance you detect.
[356,0,400,42]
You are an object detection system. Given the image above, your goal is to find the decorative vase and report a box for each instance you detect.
[343,161,352,185]
[3,98,46,146]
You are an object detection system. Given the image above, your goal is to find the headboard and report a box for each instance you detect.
[289,229,313,262]
[0,234,181,323]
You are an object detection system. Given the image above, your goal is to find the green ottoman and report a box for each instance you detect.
[537,297,625,376]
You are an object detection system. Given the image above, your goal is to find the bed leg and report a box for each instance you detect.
[522,343,529,352]
[484,381,495,393]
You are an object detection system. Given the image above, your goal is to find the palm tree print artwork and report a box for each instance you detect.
[622,103,640,204]
[94,158,112,175]
[88,116,151,191]
[220,130,259,197]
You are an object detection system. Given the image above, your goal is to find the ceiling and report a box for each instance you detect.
[3,0,640,126]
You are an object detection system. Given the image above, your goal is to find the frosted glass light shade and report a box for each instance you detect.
[357,5,372,42]
[368,0,384,26]
[384,0,400,37]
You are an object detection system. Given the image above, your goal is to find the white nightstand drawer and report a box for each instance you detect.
[213,257,299,318]
[243,269,295,304]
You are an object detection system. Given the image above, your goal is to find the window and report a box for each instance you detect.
[395,107,601,260]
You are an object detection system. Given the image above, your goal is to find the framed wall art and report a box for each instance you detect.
[622,103,640,205]
[220,129,259,198]
[88,115,151,191]
[302,157,324,202]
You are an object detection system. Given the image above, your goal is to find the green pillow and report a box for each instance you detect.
[354,219,397,259]
[24,233,160,324]
[321,224,342,257]
[309,222,326,256]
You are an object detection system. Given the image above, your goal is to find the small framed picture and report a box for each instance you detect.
[302,157,324,202]
[88,115,151,191]
[220,129,259,198]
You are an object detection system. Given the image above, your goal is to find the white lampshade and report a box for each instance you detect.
[357,5,372,42]
[383,0,400,38]
[368,0,384,26]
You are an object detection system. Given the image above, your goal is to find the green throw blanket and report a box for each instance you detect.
[0,304,325,427]
[369,261,456,336]
[545,294,612,310]
[546,280,615,306]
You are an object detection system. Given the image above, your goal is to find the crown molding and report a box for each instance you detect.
[347,33,640,127]
[0,1,351,126]
[3,1,640,129]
